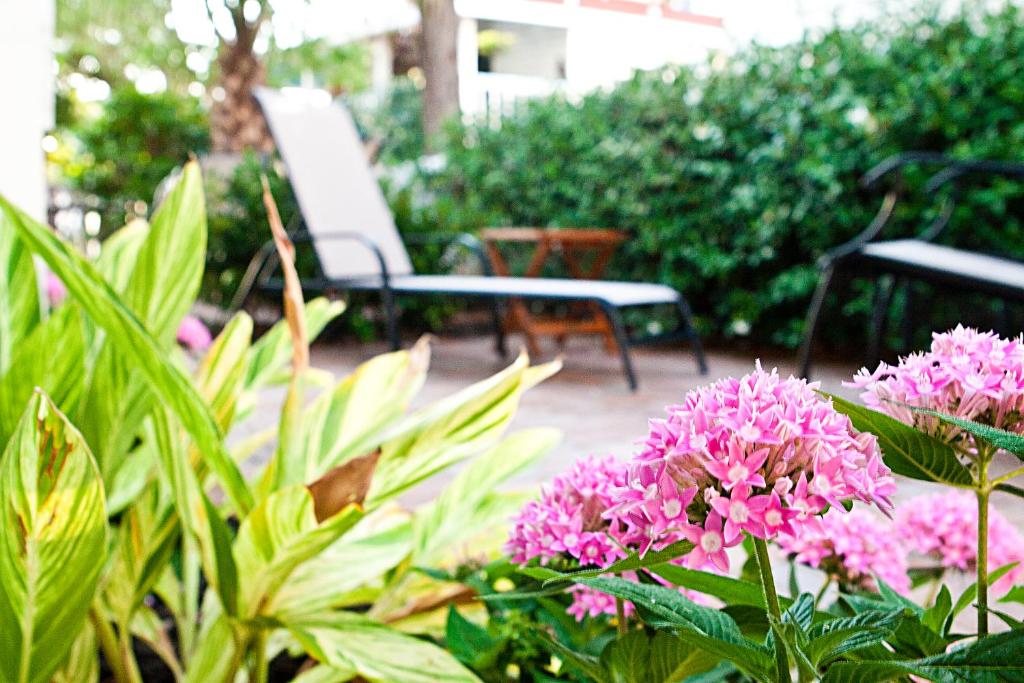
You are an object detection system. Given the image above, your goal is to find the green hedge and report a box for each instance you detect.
[405,5,1024,350]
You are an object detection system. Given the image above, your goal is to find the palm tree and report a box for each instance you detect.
[203,0,274,153]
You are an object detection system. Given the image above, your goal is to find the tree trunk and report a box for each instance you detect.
[420,0,460,147]
[209,9,273,153]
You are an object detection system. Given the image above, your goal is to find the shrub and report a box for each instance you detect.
[410,5,1024,351]
[57,85,209,231]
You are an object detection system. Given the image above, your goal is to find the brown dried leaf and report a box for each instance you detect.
[261,174,308,376]
[308,450,381,522]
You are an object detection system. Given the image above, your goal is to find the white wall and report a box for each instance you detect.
[484,20,567,80]
[0,0,54,221]
[563,9,727,93]
[456,0,729,96]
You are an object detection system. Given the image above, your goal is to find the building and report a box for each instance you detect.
[453,0,728,118]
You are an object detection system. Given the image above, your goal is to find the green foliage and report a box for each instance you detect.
[0,392,107,683]
[0,162,558,681]
[409,4,1024,349]
[204,149,302,305]
[350,77,426,166]
[58,85,210,232]
[267,38,371,94]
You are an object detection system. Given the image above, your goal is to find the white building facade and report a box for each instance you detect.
[452,0,729,118]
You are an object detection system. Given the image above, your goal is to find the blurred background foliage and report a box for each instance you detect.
[47,2,1024,352]
[404,4,1024,351]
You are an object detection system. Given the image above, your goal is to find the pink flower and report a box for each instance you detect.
[177,315,212,351]
[607,363,896,571]
[46,272,67,306]
[682,511,730,572]
[848,326,1024,451]
[506,456,630,567]
[750,490,798,537]
[778,508,911,594]
[710,484,764,542]
[895,491,1024,594]
[704,444,768,491]
[568,584,633,621]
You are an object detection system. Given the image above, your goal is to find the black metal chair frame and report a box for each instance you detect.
[232,226,707,391]
[797,152,1024,378]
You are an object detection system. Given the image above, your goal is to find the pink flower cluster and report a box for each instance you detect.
[606,364,896,571]
[777,508,911,594]
[46,271,67,306]
[568,581,636,621]
[506,456,716,621]
[896,491,1024,593]
[176,315,213,351]
[849,326,1024,445]
[505,455,630,568]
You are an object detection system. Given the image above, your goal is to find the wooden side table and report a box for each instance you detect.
[481,227,628,356]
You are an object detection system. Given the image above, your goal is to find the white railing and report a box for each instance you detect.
[461,71,568,123]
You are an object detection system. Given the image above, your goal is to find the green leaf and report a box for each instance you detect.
[576,576,772,680]
[79,164,204,479]
[0,202,39,376]
[0,304,87,446]
[291,664,357,683]
[193,311,253,433]
[0,169,254,514]
[998,585,1024,606]
[826,393,974,488]
[536,632,606,682]
[650,563,784,609]
[266,512,412,619]
[288,611,480,682]
[414,428,560,564]
[286,339,431,488]
[904,405,1024,463]
[600,630,719,683]
[446,605,503,670]
[123,162,206,344]
[51,623,98,683]
[95,219,149,295]
[242,296,344,393]
[805,610,905,666]
[649,630,720,682]
[543,539,694,586]
[233,485,364,619]
[923,585,953,634]
[947,563,1019,632]
[823,630,1024,683]
[148,406,240,616]
[0,391,108,683]
[366,353,559,505]
[601,629,650,683]
[783,592,815,631]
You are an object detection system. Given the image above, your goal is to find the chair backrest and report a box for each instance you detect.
[255,87,413,279]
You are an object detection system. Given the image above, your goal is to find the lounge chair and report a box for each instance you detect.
[235,86,706,390]
[797,152,1024,378]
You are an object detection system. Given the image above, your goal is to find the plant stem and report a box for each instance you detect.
[222,629,247,683]
[251,628,269,683]
[90,609,128,683]
[118,620,143,683]
[977,485,990,637]
[813,576,831,610]
[615,597,628,635]
[753,537,791,683]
